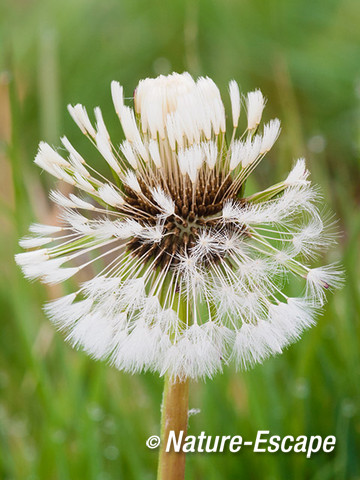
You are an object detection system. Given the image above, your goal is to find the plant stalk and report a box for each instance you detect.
[157,374,189,480]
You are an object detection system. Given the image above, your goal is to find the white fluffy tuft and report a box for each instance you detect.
[151,187,175,216]
[306,264,344,305]
[229,80,241,128]
[246,90,265,130]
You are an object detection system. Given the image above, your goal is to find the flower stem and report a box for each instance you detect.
[157,374,189,480]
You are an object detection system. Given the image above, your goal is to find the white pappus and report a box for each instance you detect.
[15,72,343,381]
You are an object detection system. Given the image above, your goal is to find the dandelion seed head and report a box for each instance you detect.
[16,72,342,380]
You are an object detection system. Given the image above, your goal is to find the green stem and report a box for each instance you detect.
[157,374,189,480]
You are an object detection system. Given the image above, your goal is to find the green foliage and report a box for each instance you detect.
[0,0,359,478]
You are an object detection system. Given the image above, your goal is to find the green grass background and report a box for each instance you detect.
[0,0,359,478]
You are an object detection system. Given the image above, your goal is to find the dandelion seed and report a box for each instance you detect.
[246,89,265,130]
[229,80,241,128]
[260,119,281,154]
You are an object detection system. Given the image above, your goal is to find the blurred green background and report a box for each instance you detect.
[1,0,359,479]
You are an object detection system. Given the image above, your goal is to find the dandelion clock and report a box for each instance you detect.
[16,72,343,479]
